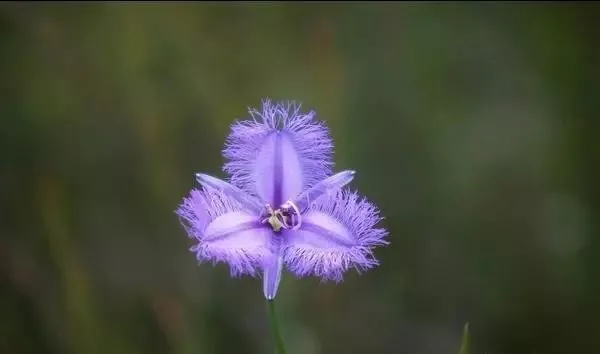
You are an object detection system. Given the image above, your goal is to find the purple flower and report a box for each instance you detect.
[176,100,389,299]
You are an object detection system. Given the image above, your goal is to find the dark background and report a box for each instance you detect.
[1,3,599,354]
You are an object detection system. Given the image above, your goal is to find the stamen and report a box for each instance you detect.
[281,200,302,230]
[261,201,302,232]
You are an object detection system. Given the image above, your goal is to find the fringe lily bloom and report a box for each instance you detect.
[176,100,388,299]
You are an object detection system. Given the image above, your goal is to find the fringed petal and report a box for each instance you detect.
[283,189,389,281]
[223,99,333,206]
[176,188,272,277]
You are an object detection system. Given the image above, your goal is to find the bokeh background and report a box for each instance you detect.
[2,2,599,354]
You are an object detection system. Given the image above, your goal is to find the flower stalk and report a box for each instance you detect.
[267,299,286,354]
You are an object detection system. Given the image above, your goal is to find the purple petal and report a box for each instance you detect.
[293,170,356,212]
[176,188,272,276]
[223,99,334,205]
[283,189,389,281]
[251,130,304,207]
[263,239,284,300]
[196,173,264,213]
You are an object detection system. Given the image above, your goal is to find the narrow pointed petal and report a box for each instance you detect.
[176,188,271,276]
[196,173,263,213]
[293,170,356,212]
[223,100,333,205]
[283,189,389,281]
[263,243,284,300]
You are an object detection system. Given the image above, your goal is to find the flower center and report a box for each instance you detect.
[261,200,302,233]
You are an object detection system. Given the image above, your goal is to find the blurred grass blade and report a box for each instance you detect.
[459,323,470,354]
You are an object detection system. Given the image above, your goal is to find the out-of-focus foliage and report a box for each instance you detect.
[1,3,599,354]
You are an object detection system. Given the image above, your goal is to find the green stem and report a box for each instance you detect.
[459,323,470,354]
[266,299,287,354]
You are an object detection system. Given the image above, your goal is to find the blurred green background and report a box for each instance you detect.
[1,2,599,354]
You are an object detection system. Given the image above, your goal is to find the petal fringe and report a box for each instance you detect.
[223,99,333,204]
[176,188,271,277]
[283,189,389,281]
